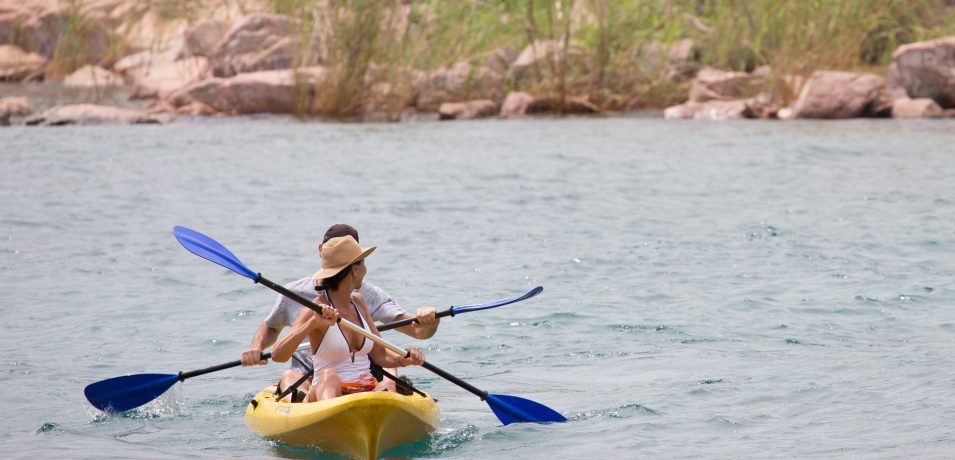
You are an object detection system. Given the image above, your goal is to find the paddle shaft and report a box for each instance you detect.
[255,275,490,400]
[377,308,456,332]
[178,342,310,381]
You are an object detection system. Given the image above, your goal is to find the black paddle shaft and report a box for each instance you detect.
[178,351,274,381]
[255,274,491,401]
[377,308,456,332]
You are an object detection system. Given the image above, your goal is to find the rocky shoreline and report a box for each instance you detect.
[2,1,955,126]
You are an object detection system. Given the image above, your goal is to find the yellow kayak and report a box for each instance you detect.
[245,386,440,459]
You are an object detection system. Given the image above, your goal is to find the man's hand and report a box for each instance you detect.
[241,347,267,366]
[415,307,439,326]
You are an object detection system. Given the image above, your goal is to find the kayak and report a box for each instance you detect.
[245,386,440,458]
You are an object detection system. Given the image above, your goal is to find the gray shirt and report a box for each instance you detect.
[264,277,405,372]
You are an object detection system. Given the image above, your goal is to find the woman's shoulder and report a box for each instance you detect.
[350,291,366,305]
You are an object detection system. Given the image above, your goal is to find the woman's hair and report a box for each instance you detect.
[315,260,362,292]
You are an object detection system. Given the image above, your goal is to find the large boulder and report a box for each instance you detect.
[24,104,159,125]
[114,43,209,99]
[688,67,759,102]
[892,97,943,118]
[130,57,209,99]
[0,44,46,81]
[415,47,517,112]
[0,1,112,60]
[183,19,227,58]
[210,14,302,78]
[508,40,587,85]
[888,36,955,108]
[63,64,125,87]
[0,96,32,116]
[500,91,535,118]
[180,67,325,114]
[631,38,699,82]
[438,99,498,120]
[498,91,598,117]
[792,71,891,119]
[0,96,32,125]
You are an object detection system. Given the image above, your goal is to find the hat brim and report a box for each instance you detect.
[312,246,376,281]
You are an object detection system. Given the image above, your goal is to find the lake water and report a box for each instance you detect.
[1,116,954,459]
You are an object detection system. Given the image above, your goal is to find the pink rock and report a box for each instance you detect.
[183,67,326,114]
[63,65,125,87]
[891,97,943,118]
[792,71,891,119]
[889,36,955,108]
[24,104,158,125]
[0,44,46,81]
[438,100,498,120]
[500,92,535,117]
[688,67,757,102]
[184,19,227,58]
[0,96,33,117]
[210,14,302,77]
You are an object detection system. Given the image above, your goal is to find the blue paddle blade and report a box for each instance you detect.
[84,373,180,413]
[173,226,258,280]
[485,393,567,425]
[451,286,543,315]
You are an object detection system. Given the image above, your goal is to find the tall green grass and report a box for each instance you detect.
[37,0,955,112]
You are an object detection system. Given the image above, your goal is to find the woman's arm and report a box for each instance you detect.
[355,293,425,368]
[272,305,336,362]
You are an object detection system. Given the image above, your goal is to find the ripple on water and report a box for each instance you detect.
[570,402,662,421]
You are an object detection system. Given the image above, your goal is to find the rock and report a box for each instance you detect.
[183,19,227,57]
[0,96,33,116]
[130,57,209,99]
[438,99,498,120]
[24,104,159,125]
[0,44,47,81]
[500,91,535,118]
[0,2,112,60]
[892,97,943,118]
[182,67,325,114]
[63,65,125,87]
[663,96,779,120]
[499,91,598,117]
[508,39,587,83]
[688,67,758,102]
[944,108,955,118]
[415,48,516,112]
[210,14,302,77]
[888,36,955,108]
[631,38,699,82]
[792,71,891,119]
[664,99,749,120]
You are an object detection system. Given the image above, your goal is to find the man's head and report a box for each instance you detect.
[321,224,359,253]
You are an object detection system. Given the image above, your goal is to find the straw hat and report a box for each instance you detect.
[312,235,376,281]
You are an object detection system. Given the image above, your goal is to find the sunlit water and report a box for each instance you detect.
[1,117,954,459]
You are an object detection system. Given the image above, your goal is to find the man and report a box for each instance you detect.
[240,224,439,395]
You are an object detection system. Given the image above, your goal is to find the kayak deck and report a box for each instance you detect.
[245,386,439,459]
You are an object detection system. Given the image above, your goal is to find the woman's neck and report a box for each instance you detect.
[325,286,352,307]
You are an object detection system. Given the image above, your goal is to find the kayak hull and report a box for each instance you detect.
[245,386,439,459]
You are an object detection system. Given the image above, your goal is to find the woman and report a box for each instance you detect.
[271,235,424,402]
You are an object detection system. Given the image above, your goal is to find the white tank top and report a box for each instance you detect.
[310,296,375,382]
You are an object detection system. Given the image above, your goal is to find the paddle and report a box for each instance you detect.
[377,286,543,332]
[173,226,567,425]
[84,343,311,413]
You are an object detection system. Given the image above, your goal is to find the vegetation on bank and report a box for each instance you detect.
[16,0,955,117]
[264,0,955,114]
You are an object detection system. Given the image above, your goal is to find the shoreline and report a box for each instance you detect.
[3,1,955,126]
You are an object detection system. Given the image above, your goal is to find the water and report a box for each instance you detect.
[1,117,954,459]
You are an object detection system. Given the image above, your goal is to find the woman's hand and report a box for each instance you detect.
[397,346,424,367]
[307,304,338,330]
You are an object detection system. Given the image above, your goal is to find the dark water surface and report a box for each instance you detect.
[1,117,954,459]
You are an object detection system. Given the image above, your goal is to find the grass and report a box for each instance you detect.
[34,0,955,114]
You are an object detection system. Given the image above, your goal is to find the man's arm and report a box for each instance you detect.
[392,308,439,339]
[241,322,281,366]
